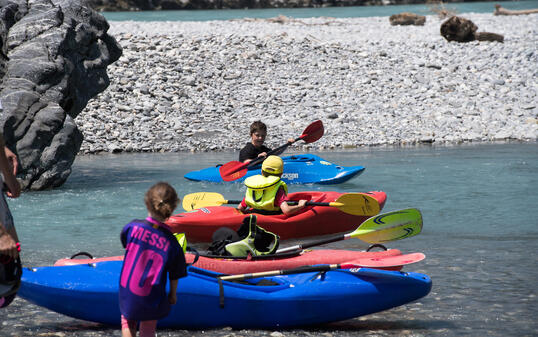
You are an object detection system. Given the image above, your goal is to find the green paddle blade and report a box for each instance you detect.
[182,192,227,211]
[350,208,423,244]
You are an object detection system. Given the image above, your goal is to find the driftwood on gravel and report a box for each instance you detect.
[440,16,504,43]
[494,4,538,16]
[389,12,426,26]
[238,15,344,26]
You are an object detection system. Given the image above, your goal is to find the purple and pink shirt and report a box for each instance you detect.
[119,217,187,321]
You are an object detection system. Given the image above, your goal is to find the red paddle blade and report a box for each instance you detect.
[219,161,249,181]
[300,120,324,144]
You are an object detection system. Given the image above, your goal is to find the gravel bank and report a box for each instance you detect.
[77,13,537,154]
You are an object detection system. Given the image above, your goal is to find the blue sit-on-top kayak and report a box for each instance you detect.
[184,154,365,184]
[19,261,431,329]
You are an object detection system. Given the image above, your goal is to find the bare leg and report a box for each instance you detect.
[139,320,158,337]
[121,315,137,337]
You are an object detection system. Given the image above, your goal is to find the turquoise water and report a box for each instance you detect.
[4,143,538,336]
[10,143,537,262]
[102,0,538,21]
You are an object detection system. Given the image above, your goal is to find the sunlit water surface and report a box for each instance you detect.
[2,143,536,336]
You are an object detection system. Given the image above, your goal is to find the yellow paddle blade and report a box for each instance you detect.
[182,192,227,211]
[330,193,380,216]
[349,208,423,244]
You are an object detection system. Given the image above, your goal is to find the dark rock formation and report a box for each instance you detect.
[0,0,122,190]
[440,16,504,43]
[389,12,426,26]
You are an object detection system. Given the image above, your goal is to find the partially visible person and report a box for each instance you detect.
[237,155,307,216]
[238,121,295,163]
[0,107,22,308]
[119,182,187,337]
[0,133,21,260]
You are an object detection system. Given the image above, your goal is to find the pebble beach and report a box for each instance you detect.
[76,13,537,154]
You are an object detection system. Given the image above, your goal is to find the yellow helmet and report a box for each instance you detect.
[261,155,283,175]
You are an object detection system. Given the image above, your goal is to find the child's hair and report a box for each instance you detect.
[249,121,267,135]
[144,182,179,220]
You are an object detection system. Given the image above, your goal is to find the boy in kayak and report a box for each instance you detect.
[237,155,307,216]
[119,182,187,337]
[239,121,295,163]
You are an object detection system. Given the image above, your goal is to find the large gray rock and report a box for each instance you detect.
[0,0,121,190]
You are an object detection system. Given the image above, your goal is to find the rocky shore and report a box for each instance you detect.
[77,13,537,154]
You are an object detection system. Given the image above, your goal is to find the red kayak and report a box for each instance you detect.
[166,191,387,242]
[54,249,425,273]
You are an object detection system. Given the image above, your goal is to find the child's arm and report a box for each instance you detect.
[236,198,247,212]
[280,199,307,216]
[168,279,179,304]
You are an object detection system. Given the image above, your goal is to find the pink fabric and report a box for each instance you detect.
[145,216,172,231]
[274,187,288,207]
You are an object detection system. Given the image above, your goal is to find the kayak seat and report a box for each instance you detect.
[208,216,279,257]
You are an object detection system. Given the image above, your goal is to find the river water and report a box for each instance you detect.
[1,143,537,336]
[101,0,538,21]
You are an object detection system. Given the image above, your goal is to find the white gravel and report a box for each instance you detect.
[77,13,537,154]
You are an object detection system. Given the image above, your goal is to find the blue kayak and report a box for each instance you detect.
[184,154,365,184]
[19,261,431,329]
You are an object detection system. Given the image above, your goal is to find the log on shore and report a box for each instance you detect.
[494,5,538,16]
[389,12,426,26]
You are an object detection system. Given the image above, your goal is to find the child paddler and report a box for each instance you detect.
[239,120,295,163]
[236,155,307,216]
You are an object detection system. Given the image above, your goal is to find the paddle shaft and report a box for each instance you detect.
[220,200,343,208]
[219,120,324,181]
[227,140,295,177]
[219,263,355,281]
[278,209,421,253]
[246,136,302,168]
[276,234,347,254]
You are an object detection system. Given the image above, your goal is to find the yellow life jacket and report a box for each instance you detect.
[225,215,279,257]
[244,175,288,212]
